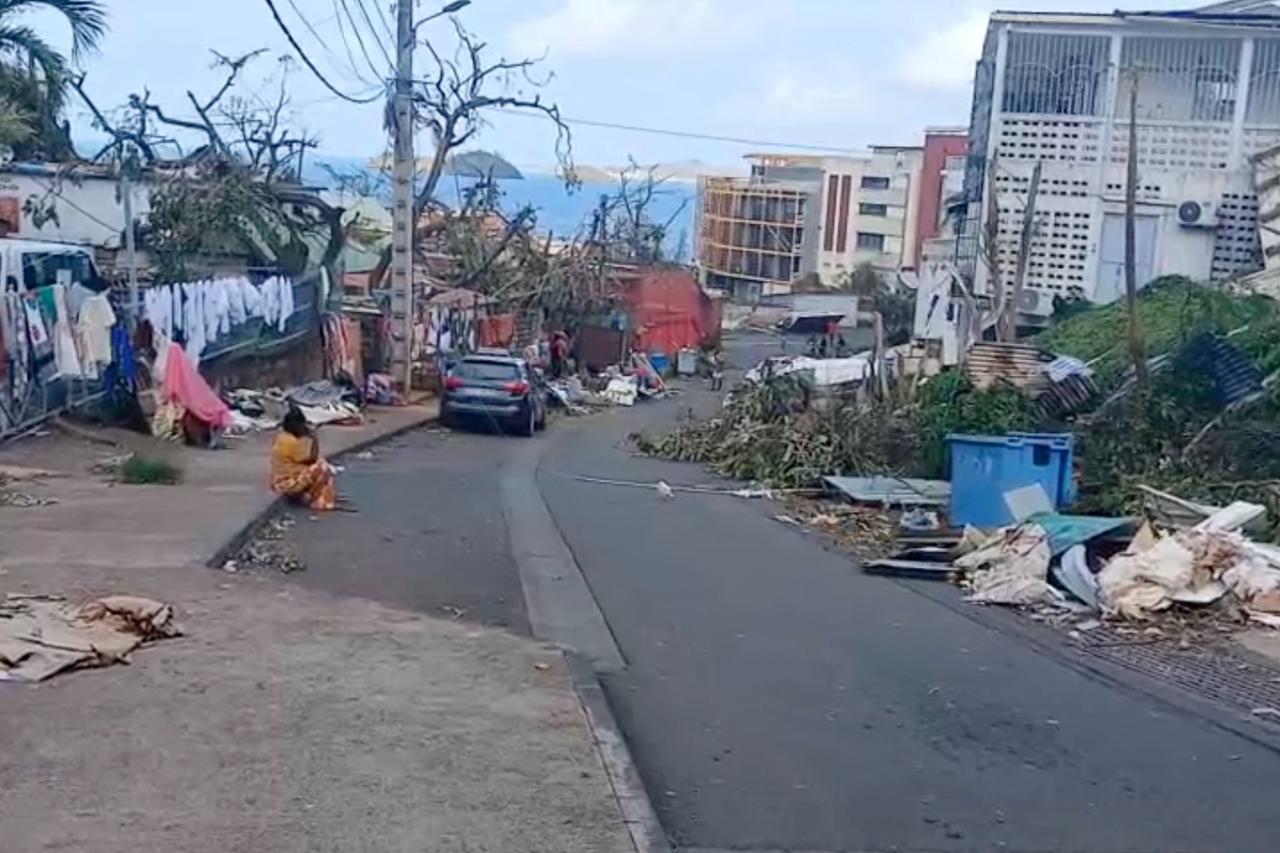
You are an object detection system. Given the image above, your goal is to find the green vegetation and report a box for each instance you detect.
[0,0,108,159]
[1033,276,1275,387]
[646,280,1280,536]
[119,455,183,486]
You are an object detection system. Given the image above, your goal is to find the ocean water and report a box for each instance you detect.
[307,157,696,261]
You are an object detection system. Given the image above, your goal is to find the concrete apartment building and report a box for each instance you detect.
[957,1,1280,318]
[696,147,927,302]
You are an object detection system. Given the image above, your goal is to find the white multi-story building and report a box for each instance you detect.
[697,148,924,302]
[960,1,1280,317]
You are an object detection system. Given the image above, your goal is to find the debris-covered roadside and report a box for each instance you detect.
[225,513,305,575]
[637,277,1280,653]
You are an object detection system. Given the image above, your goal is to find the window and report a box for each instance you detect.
[860,176,891,190]
[454,360,522,381]
[856,232,887,252]
[859,203,889,217]
[20,251,94,291]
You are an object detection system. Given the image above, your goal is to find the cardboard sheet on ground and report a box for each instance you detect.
[956,523,1060,606]
[0,595,181,682]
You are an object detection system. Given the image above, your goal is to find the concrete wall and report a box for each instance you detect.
[0,167,149,249]
[914,131,969,267]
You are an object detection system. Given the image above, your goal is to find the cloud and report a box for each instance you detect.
[761,62,872,124]
[894,10,991,92]
[506,0,757,58]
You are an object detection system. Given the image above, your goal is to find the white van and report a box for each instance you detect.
[0,237,101,295]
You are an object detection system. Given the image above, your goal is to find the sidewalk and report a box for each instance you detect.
[0,407,633,853]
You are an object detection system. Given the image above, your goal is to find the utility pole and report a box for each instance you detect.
[390,0,416,395]
[1006,160,1042,342]
[1124,69,1149,387]
[121,165,140,329]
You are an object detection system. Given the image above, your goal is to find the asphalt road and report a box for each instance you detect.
[285,334,1280,853]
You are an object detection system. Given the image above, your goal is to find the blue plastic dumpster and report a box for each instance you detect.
[946,433,1076,528]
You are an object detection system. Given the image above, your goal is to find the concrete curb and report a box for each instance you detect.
[205,413,437,569]
[566,651,672,853]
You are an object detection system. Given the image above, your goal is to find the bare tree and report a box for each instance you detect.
[72,51,342,280]
[368,19,572,286]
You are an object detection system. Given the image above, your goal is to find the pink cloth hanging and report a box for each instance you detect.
[162,341,233,429]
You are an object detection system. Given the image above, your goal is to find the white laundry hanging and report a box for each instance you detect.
[277,276,294,332]
[50,285,84,379]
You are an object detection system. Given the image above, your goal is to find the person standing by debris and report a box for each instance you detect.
[550,330,570,379]
[270,408,337,511]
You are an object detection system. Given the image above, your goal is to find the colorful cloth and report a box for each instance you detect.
[161,341,233,429]
[271,432,336,510]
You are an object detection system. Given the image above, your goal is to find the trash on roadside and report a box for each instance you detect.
[864,558,962,581]
[956,523,1062,606]
[602,375,639,407]
[824,476,950,508]
[0,491,58,508]
[0,594,182,682]
[1052,545,1100,610]
[899,508,940,531]
[1137,484,1270,536]
[1096,501,1277,620]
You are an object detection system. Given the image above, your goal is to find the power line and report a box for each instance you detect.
[338,0,392,83]
[331,0,382,89]
[370,0,396,44]
[495,108,865,154]
[351,0,395,73]
[285,0,375,91]
[262,0,383,104]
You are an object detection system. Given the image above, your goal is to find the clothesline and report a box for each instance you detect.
[0,282,120,407]
[143,276,296,363]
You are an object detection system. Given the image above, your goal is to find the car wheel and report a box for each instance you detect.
[439,405,456,430]
[517,403,536,437]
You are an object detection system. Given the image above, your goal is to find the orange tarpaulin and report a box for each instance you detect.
[624,268,718,357]
[477,313,517,349]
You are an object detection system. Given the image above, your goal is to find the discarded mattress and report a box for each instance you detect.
[0,595,182,682]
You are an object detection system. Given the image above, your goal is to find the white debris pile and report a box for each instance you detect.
[955,523,1062,606]
[1097,502,1280,623]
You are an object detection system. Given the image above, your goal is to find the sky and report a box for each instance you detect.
[23,0,1206,172]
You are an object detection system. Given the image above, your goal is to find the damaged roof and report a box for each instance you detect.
[991,1,1280,28]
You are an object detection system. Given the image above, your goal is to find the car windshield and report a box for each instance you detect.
[454,360,521,381]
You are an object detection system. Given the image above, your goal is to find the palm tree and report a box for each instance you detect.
[0,0,106,157]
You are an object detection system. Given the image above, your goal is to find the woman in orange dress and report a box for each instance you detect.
[271,408,338,510]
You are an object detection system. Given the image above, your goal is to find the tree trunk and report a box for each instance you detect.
[1125,70,1149,387]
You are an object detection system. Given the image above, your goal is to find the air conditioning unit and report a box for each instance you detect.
[1177,200,1218,228]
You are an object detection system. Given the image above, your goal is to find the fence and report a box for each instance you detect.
[0,275,320,443]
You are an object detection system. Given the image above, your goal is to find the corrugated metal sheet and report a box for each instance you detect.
[1183,333,1264,406]
[1037,373,1099,418]
[966,342,1054,391]
[967,341,1099,416]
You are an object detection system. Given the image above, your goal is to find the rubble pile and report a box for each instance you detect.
[228,515,305,574]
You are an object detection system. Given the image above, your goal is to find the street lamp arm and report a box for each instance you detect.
[413,0,470,31]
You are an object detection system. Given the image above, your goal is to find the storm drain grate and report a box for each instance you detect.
[1071,627,1280,715]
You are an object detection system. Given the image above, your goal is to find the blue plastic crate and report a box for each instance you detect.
[946,433,1076,528]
